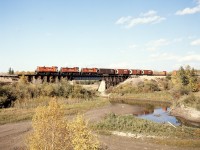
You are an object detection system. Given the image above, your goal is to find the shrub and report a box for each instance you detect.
[143,80,160,92]
[27,100,100,150]
[70,115,100,150]
[176,94,200,110]
[0,85,16,108]
[27,100,71,150]
[170,85,190,100]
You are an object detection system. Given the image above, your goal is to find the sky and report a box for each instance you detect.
[0,0,200,72]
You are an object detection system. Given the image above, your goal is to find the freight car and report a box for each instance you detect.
[98,68,115,75]
[115,69,130,75]
[141,70,153,75]
[35,66,59,75]
[129,69,142,75]
[152,71,167,76]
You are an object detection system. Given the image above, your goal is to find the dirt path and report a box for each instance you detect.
[0,104,199,150]
[0,121,31,150]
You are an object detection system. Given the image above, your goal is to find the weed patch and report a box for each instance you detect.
[94,113,200,139]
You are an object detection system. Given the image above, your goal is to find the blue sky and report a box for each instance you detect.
[0,0,200,72]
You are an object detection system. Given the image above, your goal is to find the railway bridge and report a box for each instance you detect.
[0,74,131,89]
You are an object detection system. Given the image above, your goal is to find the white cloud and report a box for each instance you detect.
[116,10,165,28]
[140,10,157,17]
[150,53,200,63]
[190,39,200,46]
[178,54,200,62]
[150,53,178,61]
[115,16,132,25]
[146,39,170,51]
[129,44,138,49]
[176,1,200,15]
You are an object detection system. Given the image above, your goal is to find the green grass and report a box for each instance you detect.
[109,91,173,105]
[0,97,110,125]
[63,98,110,115]
[93,113,200,139]
[0,108,34,125]
[174,94,200,110]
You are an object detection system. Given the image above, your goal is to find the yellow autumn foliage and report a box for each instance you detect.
[27,100,99,150]
[71,115,100,150]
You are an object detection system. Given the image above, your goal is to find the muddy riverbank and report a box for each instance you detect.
[170,106,200,127]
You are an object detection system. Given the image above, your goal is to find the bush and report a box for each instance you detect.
[27,100,72,150]
[70,115,100,150]
[110,80,161,95]
[27,100,100,150]
[170,85,190,100]
[176,94,200,110]
[143,80,160,92]
[0,85,16,108]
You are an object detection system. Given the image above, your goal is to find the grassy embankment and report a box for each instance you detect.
[93,113,200,148]
[108,78,173,105]
[0,97,109,125]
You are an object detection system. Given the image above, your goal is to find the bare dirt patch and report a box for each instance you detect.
[84,103,146,122]
[0,121,31,150]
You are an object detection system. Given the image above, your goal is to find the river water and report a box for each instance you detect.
[109,103,178,124]
[110,102,199,127]
[136,107,180,126]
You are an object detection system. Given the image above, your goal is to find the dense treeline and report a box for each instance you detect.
[0,76,97,108]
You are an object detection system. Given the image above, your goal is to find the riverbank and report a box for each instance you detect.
[170,94,200,126]
[170,106,200,125]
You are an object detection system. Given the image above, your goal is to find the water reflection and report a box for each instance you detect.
[110,102,199,127]
[136,107,181,126]
[110,103,180,125]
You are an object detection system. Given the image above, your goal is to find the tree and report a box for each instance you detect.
[178,66,189,86]
[172,66,199,92]
[8,67,14,75]
[27,100,72,150]
[27,100,100,150]
[188,68,198,92]
[70,115,100,150]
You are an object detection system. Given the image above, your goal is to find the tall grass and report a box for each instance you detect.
[94,113,200,139]
[173,94,200,110]
[0,97,109,125]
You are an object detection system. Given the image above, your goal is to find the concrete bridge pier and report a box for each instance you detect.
[98,80,106,92]
[32,76,36,84]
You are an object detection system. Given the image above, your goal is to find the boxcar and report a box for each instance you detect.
[142,70,153,75]
[98,68,115,75]
[129,69,142,75]
[115,69,129,75]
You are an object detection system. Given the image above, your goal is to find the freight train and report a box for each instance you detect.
[35,66,167,76]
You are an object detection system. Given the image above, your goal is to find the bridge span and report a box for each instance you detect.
[0,74,131,89]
